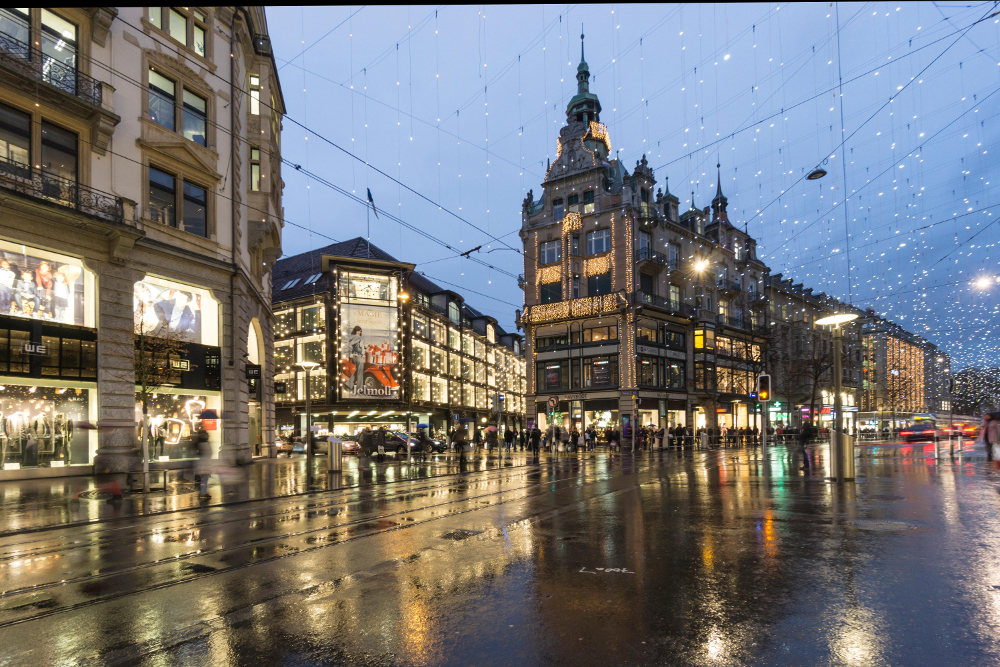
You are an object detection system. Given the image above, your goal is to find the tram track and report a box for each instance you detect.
[0,456,656,628]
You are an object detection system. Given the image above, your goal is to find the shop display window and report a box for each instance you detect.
[0,384,93,469]
[134,277,219,346]
[450,380,462,404]
[449,352,461,377]
[0,240,95,326]
[412,312,428,339]
[412,339,428,370]
[412,372,430,402]
[135,392,220,460]
[275,309,295,337]
[448,328,459,350]
[430,346,445,374]
[431,376,447,404]
[583,356,618,388]
[430,320,446,346]
[299,303,324,331]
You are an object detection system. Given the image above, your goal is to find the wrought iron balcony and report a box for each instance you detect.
[717,279,742,293]
[634,247,679,270]
[0,154,123,223]
[635,290,697,317]
[0,32,103,107]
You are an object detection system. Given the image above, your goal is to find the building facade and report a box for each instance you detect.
[271,238,525,442]
[519,37,771,437]
[0,7,282,476]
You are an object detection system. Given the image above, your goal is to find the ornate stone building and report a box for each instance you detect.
[0,7,282,477]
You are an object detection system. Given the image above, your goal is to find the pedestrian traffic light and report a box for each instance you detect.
[757,374,771,402]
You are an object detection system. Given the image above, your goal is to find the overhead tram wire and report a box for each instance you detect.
[108,15,530,264]
[746,4,1000,253]
[649,8,1000,174]
[765,80,1000,257]
[276,5,365,71]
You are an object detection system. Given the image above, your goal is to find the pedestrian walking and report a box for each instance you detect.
[978,413,1000,461]
[195,427,212,499]
[798,421,815,470]
[530,425,541,456]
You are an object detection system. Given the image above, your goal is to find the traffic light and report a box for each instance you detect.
[757,374,771,402]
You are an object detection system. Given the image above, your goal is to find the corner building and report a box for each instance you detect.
[520,37,770,436]
[0,7,283,477]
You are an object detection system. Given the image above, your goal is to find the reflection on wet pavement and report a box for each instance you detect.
[1,442,998,666]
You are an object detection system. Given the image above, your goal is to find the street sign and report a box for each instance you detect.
[547,396,559,409]
[245,364,262,379]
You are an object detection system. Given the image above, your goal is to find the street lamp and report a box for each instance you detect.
[296,361,320,471]
[815,312,858,481]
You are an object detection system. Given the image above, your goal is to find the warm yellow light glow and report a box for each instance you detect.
[694,259,708,272]
[815,313,858,326]
[975,276,992,289]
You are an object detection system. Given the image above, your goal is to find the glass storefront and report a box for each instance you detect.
[135,390,221,460]
[0,380,96,469]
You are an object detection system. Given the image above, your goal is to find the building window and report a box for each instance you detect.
[540,240,561,264]
[583,189,595,214]
[249,75,260,115]
[148,69,176,132]
[148,167,209,237]
[182,182,207,236]
[0,103,31,175]
[583,356,617,388]
[719,300,729,319]
[540,281,561,304]
[537,360,568,391]
[448,301,460,324]
[182,90,208,146]
[636,322,657,342]
[150,7,209,57]
[553,198,564,220]
[639,273,653,295]
[666,361,685,390]
[148,167,176,226]
[148,67,210,147]
[663,329,685,349]
[571,234,580,256]
[250,148,261,191]
[39,121,78,202]
[587,271,611,296]
[637,231,651,255]
[583,324,616,342]
[568,193,579,213]
[694,327,715,350]
[587,229,610,255]
[668,284,681,308]
[638,356,658,386]
[572,276,580,299]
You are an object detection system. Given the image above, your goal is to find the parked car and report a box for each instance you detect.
[393,431,448,453]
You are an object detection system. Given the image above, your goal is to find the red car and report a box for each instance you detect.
[339,358,400,397]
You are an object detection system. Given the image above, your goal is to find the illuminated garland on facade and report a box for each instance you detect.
[537,265,561,285]
[588,121,611,154]
[523,293,618,323]
[584,256,609,277]
[544,137,564,181]
[559,211,582,234]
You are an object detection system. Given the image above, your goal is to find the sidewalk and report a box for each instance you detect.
[0,451,540,536]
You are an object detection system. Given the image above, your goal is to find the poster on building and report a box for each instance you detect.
[0,244,85,325]
[133,280,203,343]
[339,303,400,400]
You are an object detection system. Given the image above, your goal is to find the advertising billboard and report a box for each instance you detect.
[339,303,400,400]
[134,280,203,343]
[0,243,87,325]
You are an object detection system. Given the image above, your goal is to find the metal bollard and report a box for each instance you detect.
[329,440,342,472]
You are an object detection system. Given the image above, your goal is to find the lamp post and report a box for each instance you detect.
[296,361,320,474]
[399,289,412,463]
[815,312,858,481]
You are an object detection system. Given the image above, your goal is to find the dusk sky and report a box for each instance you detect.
[267,3,1000,368]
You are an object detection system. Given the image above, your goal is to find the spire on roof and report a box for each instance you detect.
[565,27,601,123]
[711,162,730,224]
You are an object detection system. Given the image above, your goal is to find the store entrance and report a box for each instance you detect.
[249,400,263,456]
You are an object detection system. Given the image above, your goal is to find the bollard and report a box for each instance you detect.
[329,440,342,472]
[700,433,708,450]
[839,434,856,480]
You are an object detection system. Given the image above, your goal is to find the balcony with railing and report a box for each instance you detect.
[0,154,124,223]
[0,32,103,107]
[717,279,742,294]
[634,247,679,270]
[716,313,769,334]
[635,290,697,317]
[749,292,768,309]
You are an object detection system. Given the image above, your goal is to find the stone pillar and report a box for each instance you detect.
[221,279,252,465]
[94,262,141,474]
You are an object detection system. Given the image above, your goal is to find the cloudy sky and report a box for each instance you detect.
[267,3,1000,368]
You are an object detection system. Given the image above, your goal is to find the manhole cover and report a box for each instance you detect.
[439,529,483,541]
[848,519,917,531]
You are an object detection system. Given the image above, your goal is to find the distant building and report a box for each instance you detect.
[270,238,525,441]
[860,316,928,425]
